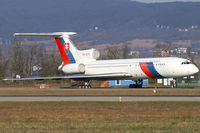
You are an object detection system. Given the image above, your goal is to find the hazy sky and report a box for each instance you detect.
[133,0,200,3]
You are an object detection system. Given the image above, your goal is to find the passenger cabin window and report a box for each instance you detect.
[182,61,192,65]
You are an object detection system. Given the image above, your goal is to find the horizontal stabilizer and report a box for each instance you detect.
[14,32,77,37]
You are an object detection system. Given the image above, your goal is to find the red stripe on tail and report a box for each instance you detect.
[55,38,70,66]
[139,62,157,78]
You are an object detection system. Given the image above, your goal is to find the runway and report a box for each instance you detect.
[0,95,200,102]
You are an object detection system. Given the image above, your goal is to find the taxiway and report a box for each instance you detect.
[0,95,199,102]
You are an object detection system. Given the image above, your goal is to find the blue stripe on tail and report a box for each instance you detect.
[59,38,76,64]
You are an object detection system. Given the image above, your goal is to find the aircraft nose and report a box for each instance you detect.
[193,65,199,74]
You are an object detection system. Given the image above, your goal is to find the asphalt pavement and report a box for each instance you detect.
[0,95,199,102]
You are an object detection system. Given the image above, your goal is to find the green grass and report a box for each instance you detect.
[2,118,200,133]
[0,102,200,132]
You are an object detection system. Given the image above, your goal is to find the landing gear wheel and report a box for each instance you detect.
[79,80,92,89]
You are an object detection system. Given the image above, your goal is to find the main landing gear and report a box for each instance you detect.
[79,80,92,88]
[129,79,143,88]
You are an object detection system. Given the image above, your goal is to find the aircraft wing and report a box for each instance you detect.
[3,73,132,81]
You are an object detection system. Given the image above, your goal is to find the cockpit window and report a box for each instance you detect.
[182,61,192,64]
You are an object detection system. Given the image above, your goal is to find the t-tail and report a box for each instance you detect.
[14,32,100,74]
[54,33,80,66]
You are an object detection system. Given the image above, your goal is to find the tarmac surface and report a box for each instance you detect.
[0,95,200,102]
[0,87,200,102]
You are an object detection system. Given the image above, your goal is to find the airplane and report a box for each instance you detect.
[4,32,199,88]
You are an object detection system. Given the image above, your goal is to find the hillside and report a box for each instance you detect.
[0,0,200,44]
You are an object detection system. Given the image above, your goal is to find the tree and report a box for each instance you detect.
[102,45,121,59]
[121,42,130,59]
[36,46,62,76]
[0,45,8,79]
[11,40,25,77]
[153,40,175,57]
[23,42,39,77]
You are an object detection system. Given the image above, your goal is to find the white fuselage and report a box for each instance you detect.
[62,57,199,80]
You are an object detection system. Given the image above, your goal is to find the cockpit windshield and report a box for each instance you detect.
[181,61,192,65]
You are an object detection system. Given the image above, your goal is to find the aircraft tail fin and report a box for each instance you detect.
[14,32,81,66]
